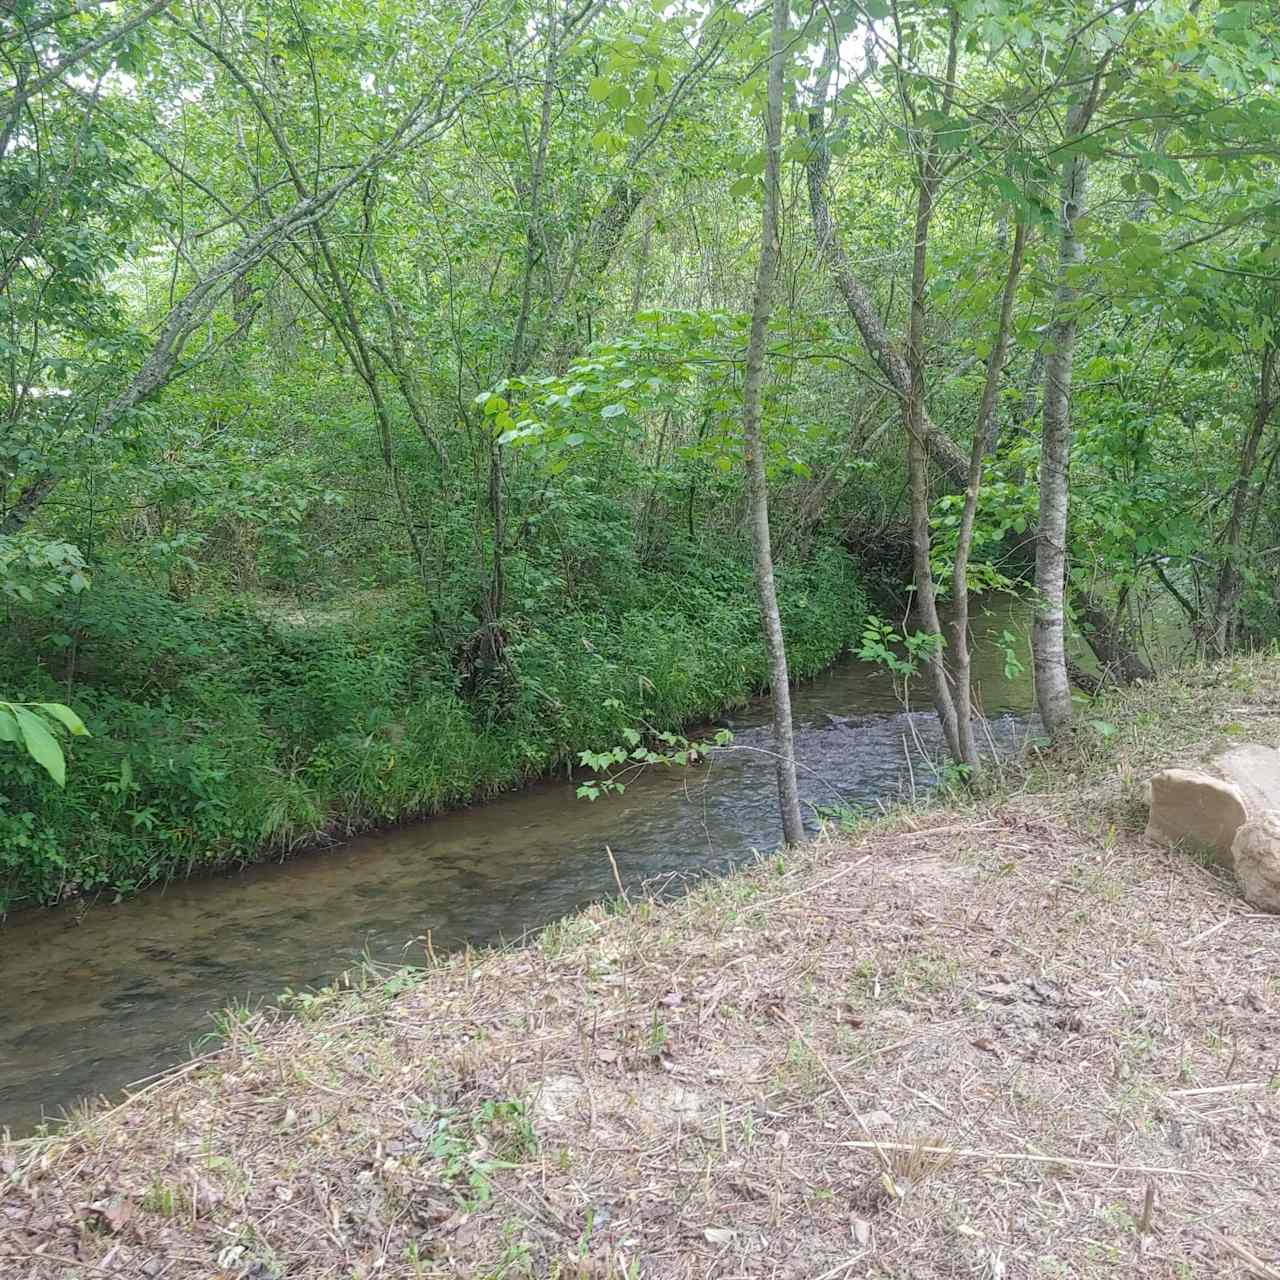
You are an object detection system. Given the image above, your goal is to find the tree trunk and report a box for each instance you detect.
[903,146,963,769]
[951,221,1028,770]
[742,0,803,846]
[898,11,970,773]
[1033,74,1108,737]
[1075,591,1154,684]
[1207,339,1277,654]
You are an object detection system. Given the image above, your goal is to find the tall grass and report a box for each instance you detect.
[0,542,867,909]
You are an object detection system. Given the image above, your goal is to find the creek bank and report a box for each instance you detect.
[4,657,1280,1278]
[0,544,867,910]
[0,602,1033,1140]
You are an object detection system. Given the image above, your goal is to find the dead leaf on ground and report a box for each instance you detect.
[86,1196,135,1234]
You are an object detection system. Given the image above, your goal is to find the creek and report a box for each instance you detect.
[1,598,1035,1135]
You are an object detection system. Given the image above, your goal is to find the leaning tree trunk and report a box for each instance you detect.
[742,0,803,846]
[1208,338,1277,655]
[804,46,968,492]
[1033,68,1108,737]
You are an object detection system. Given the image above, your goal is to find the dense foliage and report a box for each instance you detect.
[0,536,863,905]
[2,0,1278,904]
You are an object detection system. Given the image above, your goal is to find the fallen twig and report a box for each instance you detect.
[1205,1228,1280,1280]
[835,1141,1208,1180]
[1166,1082,1269,1098]
[1182,917,1235,948]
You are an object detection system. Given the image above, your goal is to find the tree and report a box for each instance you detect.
[741,0,802,843]
[1032,54,1113,738]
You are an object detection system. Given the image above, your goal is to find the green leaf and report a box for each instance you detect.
[39,703,90,736]
[0,708,19,743]
[729,176,755,199]
[601,403,626,418]
[588,76,612,102]
[14,706,66,786]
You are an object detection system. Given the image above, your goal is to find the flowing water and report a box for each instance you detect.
[0,599,1037,1136]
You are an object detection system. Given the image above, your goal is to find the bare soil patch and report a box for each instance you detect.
[4,659,1280,1278]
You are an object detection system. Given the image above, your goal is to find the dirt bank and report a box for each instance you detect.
[3,659,1280,1278]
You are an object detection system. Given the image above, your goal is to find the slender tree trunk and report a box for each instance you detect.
[1033,68,1109,737]
[951,221,1028,769]
[307,225,434,599]
[510,8,558,378]
[905,164,963,768]
[743,0,803,846]
[1208,339,1277,654]
[900,10,969,771]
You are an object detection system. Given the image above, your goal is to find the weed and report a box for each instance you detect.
[0,545,868,909]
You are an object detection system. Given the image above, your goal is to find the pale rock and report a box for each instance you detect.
[1145,743,1280,868]
[1144,769,1249,868]
[1230,811,1280,913]
[1210,744,1280,817]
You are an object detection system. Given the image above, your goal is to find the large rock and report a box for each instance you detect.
[1231,812,1280,913]
[1145,743,1280,869]
[1209,744,1280,817]
[1145,769,1249,867]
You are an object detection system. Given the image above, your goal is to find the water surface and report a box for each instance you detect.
[1,600,1034,1135]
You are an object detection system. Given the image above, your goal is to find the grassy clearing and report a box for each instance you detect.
[2,659,1279,1278]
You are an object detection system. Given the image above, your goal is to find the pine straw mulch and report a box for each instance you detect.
[3,800,1278,1280]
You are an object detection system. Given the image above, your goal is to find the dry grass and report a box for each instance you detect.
[4,658,1280,1279]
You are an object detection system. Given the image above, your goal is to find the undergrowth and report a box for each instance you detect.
[0,540,867,909]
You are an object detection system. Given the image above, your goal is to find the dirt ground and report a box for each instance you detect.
[3,660,1280,1279]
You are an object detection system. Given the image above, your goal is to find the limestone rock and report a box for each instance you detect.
[1145,743,1280,868]
[1144,769,1249,867]
[1230,811,1280,913]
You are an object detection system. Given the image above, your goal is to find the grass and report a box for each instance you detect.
[0,543,868,909]
[2,657,1279,1277]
